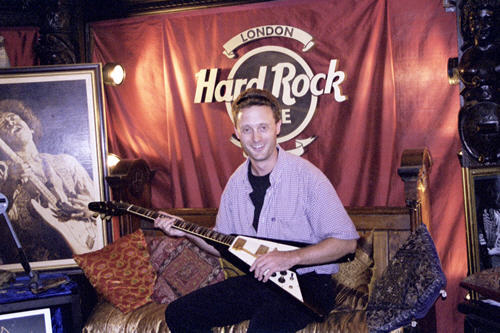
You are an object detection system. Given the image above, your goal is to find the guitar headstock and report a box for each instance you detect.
[88,201,128,219]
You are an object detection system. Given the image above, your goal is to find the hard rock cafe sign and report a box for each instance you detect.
[193,25,347,155]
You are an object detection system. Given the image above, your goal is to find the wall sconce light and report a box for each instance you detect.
[447,57,460,86]
[107,153,121,171]
[103,63,126,86]
[442,0,456,12]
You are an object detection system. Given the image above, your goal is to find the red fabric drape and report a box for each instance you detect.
[0,27,39,66]
[90,0,465,331]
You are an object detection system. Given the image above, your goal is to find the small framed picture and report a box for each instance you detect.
[462,166,500,276]
[0,308,52,333]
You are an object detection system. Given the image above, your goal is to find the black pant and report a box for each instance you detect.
[165,273,336,333]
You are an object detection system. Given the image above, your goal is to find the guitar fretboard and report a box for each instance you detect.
[121,203,235,247]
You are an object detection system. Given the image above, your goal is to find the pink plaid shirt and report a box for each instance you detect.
[215,146,359,274]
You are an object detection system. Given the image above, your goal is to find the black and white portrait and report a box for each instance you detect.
[0,65,108,270]
[474,174,500,269]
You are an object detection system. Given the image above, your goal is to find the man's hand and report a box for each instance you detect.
[154,213,187,238]
[249,237,357,283]
[249,249,299,282]
[2,160,34,184]
[64,195,94,220]
[488,247,500,255]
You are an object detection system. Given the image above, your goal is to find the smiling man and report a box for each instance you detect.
[155,88,359,332]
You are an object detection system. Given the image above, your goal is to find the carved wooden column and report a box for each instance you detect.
[398,148,433,232]
[453,2,500,314]
[106,159,154,238]
[22,0,83,64]
[457,0,500,167]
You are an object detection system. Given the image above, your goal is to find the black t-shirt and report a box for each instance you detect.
[248,163,271,232]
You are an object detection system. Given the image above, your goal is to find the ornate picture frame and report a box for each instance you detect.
[462,166,500,277]
[0,64,109,271]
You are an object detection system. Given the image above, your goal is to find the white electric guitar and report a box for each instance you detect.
[89,201,355,317]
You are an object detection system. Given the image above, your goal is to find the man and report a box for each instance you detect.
[154,88,358,332]
[0,99,97,265]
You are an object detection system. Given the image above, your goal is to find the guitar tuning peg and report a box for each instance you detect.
[92,212,99,218]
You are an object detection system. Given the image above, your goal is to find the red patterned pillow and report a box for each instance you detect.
[74,229,155,313]
[147,236,224,304]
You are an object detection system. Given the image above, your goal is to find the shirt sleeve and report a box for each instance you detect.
[214,181,234,234]
[307,177,359,241]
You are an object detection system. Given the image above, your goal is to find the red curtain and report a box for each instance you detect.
[90,0,464,331]
[0,27,39,66]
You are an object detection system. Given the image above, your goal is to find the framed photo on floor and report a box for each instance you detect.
[462,166,500,277]
[0,308,52,333]
[0,64,110,271]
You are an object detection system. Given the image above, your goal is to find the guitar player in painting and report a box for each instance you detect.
[155,88,359,332]
[0,99,97,265]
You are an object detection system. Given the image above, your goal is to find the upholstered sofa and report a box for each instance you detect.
[78,149,447,333]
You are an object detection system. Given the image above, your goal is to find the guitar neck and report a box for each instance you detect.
[121,203,235,247]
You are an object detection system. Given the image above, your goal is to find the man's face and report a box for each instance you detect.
[0,112,33,149]
[234,105,281,169]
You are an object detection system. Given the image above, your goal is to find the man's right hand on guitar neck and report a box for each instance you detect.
[154,212,220,257]
[154,213,187,238]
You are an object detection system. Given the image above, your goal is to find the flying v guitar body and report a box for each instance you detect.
[229,235,303,302]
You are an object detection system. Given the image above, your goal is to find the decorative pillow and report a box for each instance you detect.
[147,235,225,304]
[366,224,446,332]
[331,231,374,311]
[73,229,155,313]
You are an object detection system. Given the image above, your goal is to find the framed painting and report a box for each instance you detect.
[0,308,52,333]
[462,166,500,278]
[0,64,110,271]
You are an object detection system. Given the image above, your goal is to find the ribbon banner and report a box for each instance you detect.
[223,25,315,58]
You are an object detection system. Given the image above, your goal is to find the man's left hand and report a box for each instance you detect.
[52,195,95,221]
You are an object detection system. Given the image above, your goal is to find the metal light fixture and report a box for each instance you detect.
[107,153,121,170]
[442,0,456,12]
[447,57,460,86]
[103,63,126,86]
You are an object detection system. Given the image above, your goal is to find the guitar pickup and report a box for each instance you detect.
[256,245,269,255]
[232,238,246,250]
[232,238,269,257]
